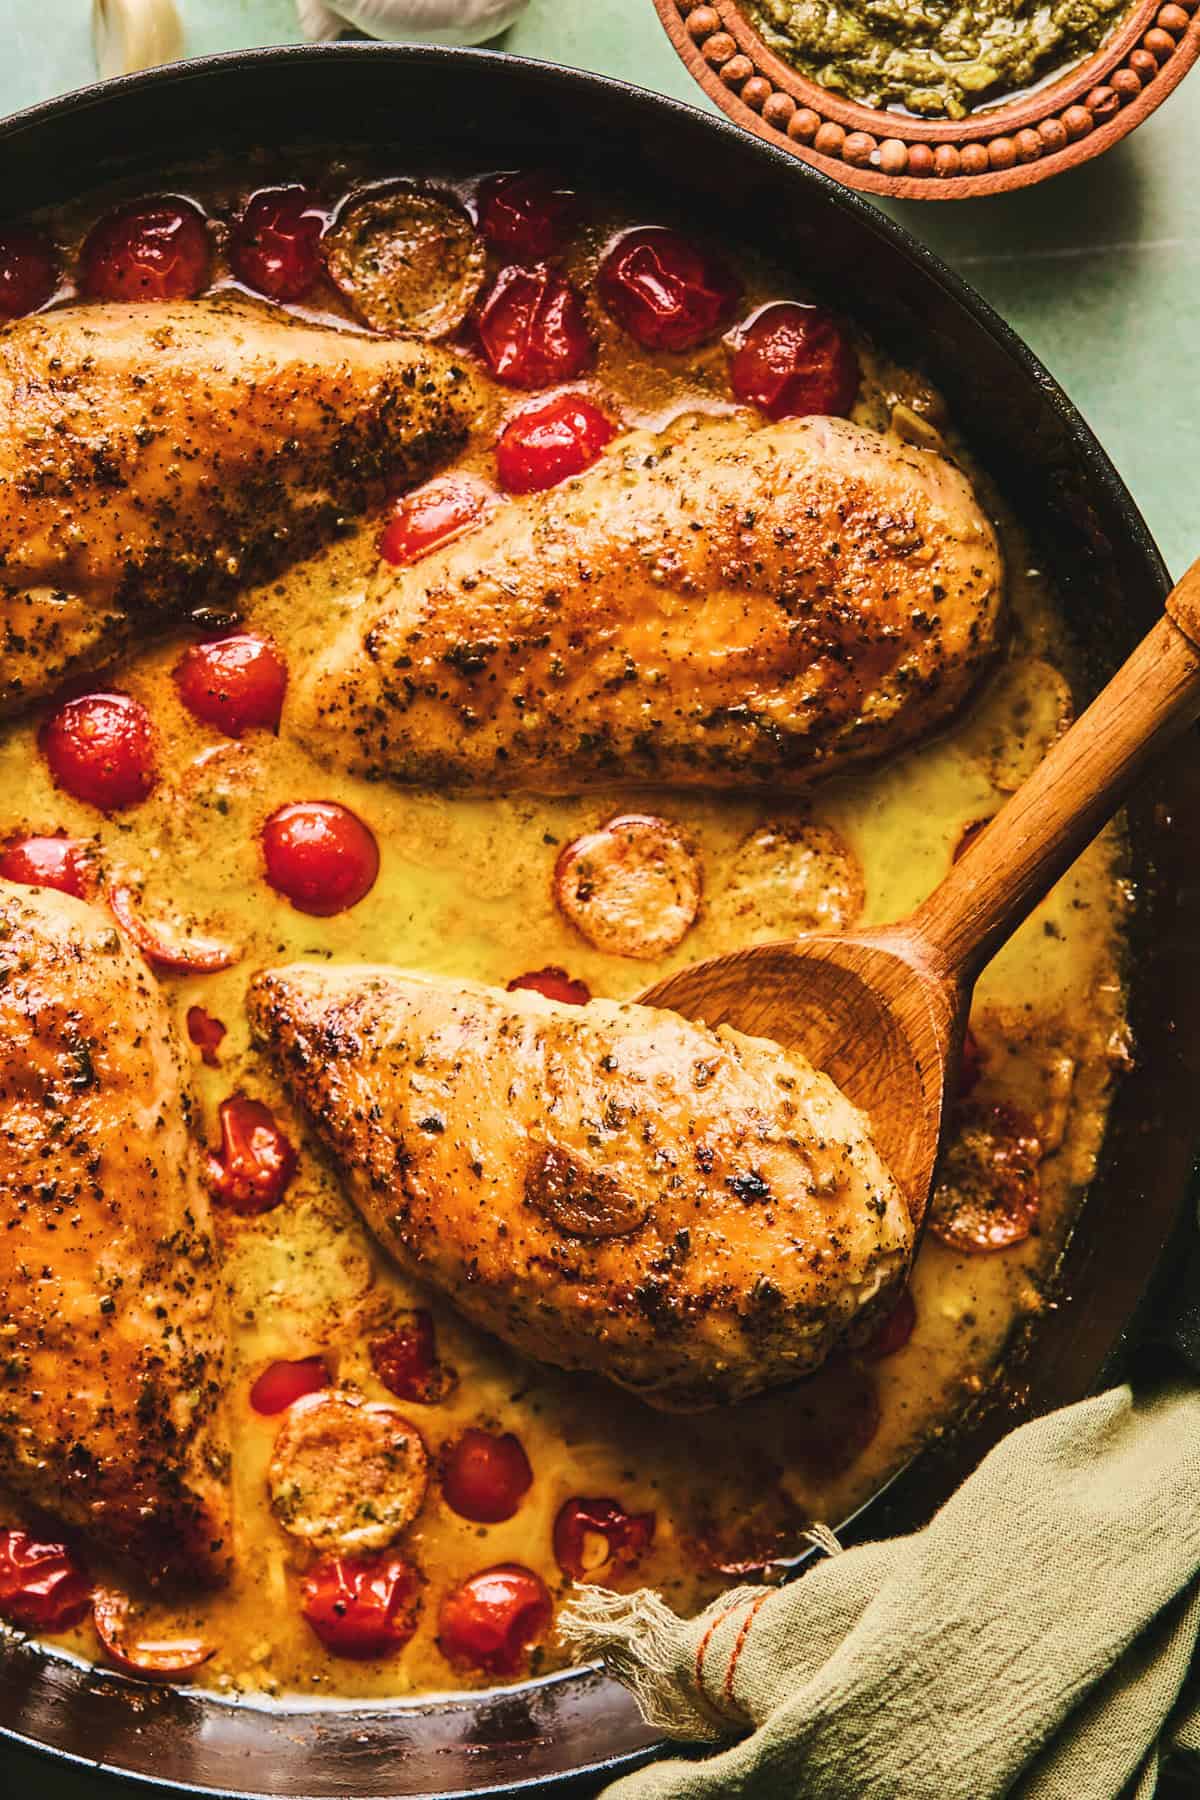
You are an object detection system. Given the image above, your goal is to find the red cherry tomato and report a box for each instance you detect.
[506,966,591,1006]
[79,197,211,302]
[229,185,325,301]
[300,1553,422,1660]
[597,226,740,352]
[553,1497,655,1581]
[495,393,616,495]
[437,1564,551,1676]
[370,1312,454,1404]
[207,1094,298,1216]
[108,884,240,974]
[441,1429,533,1524]
[173,633,288,739]
[250,1357,331,1416]
[262,801,379,917]
[186,1005,227,1067]
[92,1590,214,1681]
[0,835,90,899]
[792,1360,882,1483]
[473,264,594,389]
[0,226,58,320]
[0,1530,91,1632]
[929,1101,1041,1254]
[40,692,156,813]
[728,302,859,420]
[862,1287,917,1360]
[476,171,577,261]
[378,474,490,567]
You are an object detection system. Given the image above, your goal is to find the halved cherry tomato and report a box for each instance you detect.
[250,1357,331,1416]
[79,197,210,302]
[207,1094,298,1216]
[0,227,58,320]
[93,1589,214,1681]
[0,1530,91,1632]
[862,1288,917,1360]
[929,1101,1041,1254]
[495,393,616,495]
[186,1005,227,1067]
[728,302,859,420]
[597,226,740,352]
[370,1311,455,1404]
[262,801,379,917]
[40,692,156,813]
[506,967,591,1006]
[441,1429,533,1524]
[476,171,577,261]
[173,633,288,739]
[792,1360,881,1483]
[959,1027,983,1098]
[378,474,490,567]
[553,1497,655,1581]
[473,264,594,389]
[230,185,325,301]
[437,1564,551,1676]
[108,884,240,974]
[0,835,90,899]
[300,1552,423,1660]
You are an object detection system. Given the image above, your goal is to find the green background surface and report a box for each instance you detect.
[1,2,1198,1794]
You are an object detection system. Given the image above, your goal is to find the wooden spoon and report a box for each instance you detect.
[642,561,1200,1226]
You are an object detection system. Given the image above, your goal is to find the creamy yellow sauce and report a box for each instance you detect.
[0,163,1128,1699]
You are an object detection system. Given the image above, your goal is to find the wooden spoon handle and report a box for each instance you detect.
[909,556,1200,982]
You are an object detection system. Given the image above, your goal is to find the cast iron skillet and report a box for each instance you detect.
[1,42,1198,1800]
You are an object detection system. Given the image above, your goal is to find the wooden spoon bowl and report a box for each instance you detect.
[646,559,1200,1227]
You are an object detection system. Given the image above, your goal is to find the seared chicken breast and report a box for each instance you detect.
[0,299,478,714]
[0,882,229,1584]
[297,412,1003,792]
[249,965,911,1410]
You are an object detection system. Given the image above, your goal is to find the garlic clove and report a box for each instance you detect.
[93,0,184,80]
[296,0,530,47]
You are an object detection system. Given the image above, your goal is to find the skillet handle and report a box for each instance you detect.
[907,556,1200,983]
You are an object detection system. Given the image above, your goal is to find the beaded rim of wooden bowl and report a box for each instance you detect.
[650,0,1200,197]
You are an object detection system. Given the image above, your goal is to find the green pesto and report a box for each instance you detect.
[751,0,1128,118]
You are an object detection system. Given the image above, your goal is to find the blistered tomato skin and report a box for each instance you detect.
[476,172,577,261]
[40,693,156,813]
[496,394,616,494]
[207,1095,298,1216]
[370,1312,454,1404]
[186,1005,227,1067]
[230,186,325,301]
[441,1429,533,1524]
[728,302,859,420]
[597,227,741,352]
[0,227,58,320]
[0,1531,91,1632]
[174,633,288,739]
[553,1498,655,1581]
[262,801,380,917]
[250,1357,331,1416]
[473,264,595,389]
[79,197,211,302]
[506,966,591,1005]
[0,835,90,899]
[437,1564,551,1676]
[301,1554,423,1660]
[378,475,489,567]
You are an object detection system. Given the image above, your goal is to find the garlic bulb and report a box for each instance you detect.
[296,0,529,47]
[93,0,183,80]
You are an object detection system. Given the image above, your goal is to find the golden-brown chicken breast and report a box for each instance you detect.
[296,411,1003,792]
[0,881,229,1585]
[0,299,478,714]
[248,964,911,1410]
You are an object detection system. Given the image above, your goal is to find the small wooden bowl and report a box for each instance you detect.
[651,0,1200,197]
